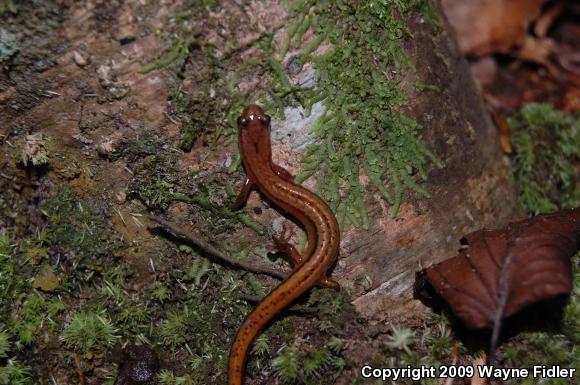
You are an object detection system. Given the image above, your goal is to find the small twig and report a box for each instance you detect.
[147,215,288,280]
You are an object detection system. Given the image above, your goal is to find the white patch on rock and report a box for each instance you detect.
[271,101,326,151]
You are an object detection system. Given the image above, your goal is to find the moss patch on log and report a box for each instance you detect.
[508,103,579,215]
[276,0,444,227]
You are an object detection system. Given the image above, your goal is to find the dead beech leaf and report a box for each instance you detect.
[416,208,579,360]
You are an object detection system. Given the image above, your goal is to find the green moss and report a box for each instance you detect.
[129,155,181,211]
[137,2,240,152]
[508,103,579,214]
[0,231,65,349]
[413,0,442,29]
[272,345,300,382]
[9,292,45,346]
[385,325,415,355]
[128,153,264,233]
[259,288,352,385]
[183,258,211,286]
[21,232,48,265]
[60,312,119,353]
[157,370,194,385]
[167,72,222,152]
[0,26,19,62]
[0,331,10,358]
[151,282,171,303]
[256,0,444,227]
[159,311,189,347]
[413,82,441,93]
[41,188,112,264]
[0,235,20,313]
[251,334,270,356]
[363,314,463,385]
[562,254,580,341]
[307,288,353,331]
[423,322,453,359]
[124,129,162,160]
[139,36,191,75]
[271,341,346,385]
[0,359,32,385]
[503,334,576,385]
[138,0,218,75]
[187,190,264,235]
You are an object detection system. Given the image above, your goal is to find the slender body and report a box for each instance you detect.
[228,104,340,385]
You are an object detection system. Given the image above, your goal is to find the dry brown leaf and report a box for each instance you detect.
[416,208,579,361]
[33,264,60,292]
[516,35,558,77]
[442,0,548,56]
[534,1,564,38]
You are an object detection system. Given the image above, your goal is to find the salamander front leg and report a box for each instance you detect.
[230,176,256,210]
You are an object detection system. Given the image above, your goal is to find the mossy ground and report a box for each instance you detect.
[0,1,577,385]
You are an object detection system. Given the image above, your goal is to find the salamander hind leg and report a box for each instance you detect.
[272,223,303,268]
[272,221,339,289]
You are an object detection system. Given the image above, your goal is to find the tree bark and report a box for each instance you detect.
[338,5,517,321]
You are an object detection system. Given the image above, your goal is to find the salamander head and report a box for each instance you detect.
[237,104,271,128]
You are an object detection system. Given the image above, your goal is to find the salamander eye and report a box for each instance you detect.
[237,116,248,127]
[260,115,271,125]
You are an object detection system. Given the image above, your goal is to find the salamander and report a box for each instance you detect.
[228,104,340,385]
